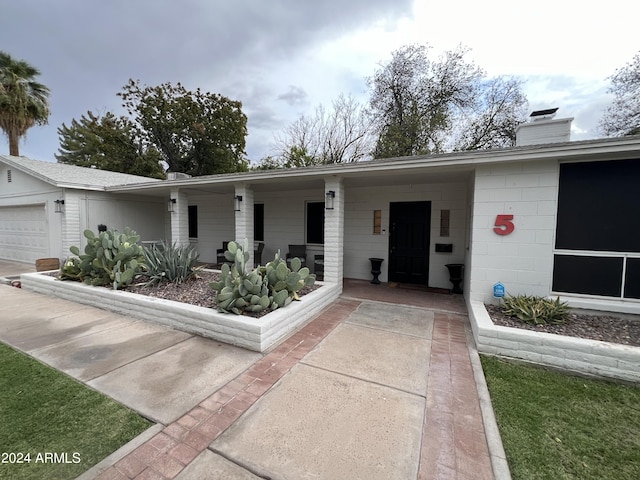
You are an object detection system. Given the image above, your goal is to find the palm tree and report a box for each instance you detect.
[0,51,50,156]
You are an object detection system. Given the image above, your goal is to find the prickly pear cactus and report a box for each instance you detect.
[262,251,316,309]
[59,227,145,290]
[209,240,272,314]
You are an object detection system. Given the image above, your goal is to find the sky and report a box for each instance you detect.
[1,0,638,165]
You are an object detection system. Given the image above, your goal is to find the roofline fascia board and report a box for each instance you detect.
[107,136,640,193]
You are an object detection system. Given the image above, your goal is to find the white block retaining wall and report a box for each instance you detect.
[468,300,640,384]
[21,272,341,353]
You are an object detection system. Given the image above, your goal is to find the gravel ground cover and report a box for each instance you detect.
[125,270,319,317]
[486,303,640,347]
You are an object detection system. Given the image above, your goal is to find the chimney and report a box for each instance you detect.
[166,172,192,180]
[515,108,573,146]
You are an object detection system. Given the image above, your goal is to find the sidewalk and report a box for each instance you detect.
[0,262,505,479]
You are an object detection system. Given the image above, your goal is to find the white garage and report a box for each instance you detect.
[0,204,49,263]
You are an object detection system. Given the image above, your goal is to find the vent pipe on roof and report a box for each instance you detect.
[515,108,573,146]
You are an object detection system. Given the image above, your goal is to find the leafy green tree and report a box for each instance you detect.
[368,44,527,158]
[56,111,165,179]
[600,51,640,137]
[119,80,249,176]
[0,51,50,156]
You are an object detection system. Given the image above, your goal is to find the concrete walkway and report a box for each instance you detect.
[0,261,506,480]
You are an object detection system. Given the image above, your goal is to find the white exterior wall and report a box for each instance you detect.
[75,191,166,253]
[469,159,559,304]
[254,188,326,265]
[181,193,234,263]
[343,181,468,288]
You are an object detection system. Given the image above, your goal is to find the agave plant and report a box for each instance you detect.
[501,294,570,325]
[141,241,201,285]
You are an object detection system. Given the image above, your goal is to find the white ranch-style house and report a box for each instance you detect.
[2,114,640,318]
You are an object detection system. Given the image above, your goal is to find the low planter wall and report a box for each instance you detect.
[20,271,341,353]
[468,300,640,384]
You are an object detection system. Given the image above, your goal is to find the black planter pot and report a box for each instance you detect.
[369,257,384,284]
[445,263,464,294]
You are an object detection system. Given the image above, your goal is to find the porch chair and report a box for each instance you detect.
[286,244,307,268]
[314,254,324,280]
[216,241,230,267]
[254,242,265,265]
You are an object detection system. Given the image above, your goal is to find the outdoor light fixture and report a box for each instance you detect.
[325,190,335,210]
[234,195,243,211]
[54,199,65,213]
[168,198,176,213]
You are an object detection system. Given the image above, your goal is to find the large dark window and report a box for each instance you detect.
[188,205,198,238]
[556,159,640,252]
[254,204,264,241]
[306,202,325,244]
[553,159,640,298]
[552,255,623,297]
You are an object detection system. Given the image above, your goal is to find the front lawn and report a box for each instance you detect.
[0,343,151,480]
[481,355,640,480]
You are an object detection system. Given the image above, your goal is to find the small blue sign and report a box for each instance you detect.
[493,282,505,298]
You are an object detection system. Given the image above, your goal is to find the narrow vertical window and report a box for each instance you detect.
[188,205,198,238]
[7,170,12,182]
[306,202,325,244]
[373,210,382,234]
[440,210,450,237]
[254,204,264,241]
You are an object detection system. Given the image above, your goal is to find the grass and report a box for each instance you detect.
[481,355,640,480]
[0,343,151,480]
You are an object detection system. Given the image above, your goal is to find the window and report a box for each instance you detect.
[188,205,198,238]
[254,204,264,241]
[553,159,640,299]
[306,202,325,244]
[440,210,450,237]
[373,210,382,234]
[7,169,11,182]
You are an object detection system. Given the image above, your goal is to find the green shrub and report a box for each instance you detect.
[59,227,144,290]
[209,240,316,315]
[141,241,200,285]
[501,294,570,325]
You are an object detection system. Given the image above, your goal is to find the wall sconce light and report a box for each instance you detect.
[234,195,243,211]
[168,198,176,213]
[54,199,65,213]
[325,190,335,210]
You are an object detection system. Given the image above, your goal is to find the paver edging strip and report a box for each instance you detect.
[75,424,163,480]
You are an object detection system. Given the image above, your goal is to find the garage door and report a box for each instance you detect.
[0,205,49,264]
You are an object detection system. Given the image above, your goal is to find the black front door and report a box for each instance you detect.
[388,201,431,284]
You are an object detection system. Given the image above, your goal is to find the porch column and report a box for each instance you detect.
[234,184,255,268]
[170,188,189,246]
[324,176,344,285]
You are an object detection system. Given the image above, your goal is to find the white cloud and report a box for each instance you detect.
[1,0,637,162]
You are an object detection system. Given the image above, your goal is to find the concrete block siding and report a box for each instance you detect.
[469,159,559,304]
[468,300,640,384]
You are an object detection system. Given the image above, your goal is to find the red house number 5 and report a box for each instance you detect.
[494,214,515,235]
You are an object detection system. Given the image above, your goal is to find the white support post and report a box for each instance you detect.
[234,184,255,268]
[169,189,190,246]
[323,177,344,287]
